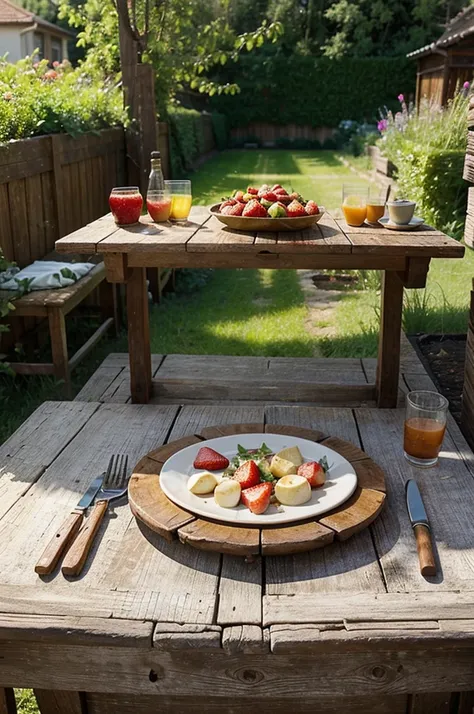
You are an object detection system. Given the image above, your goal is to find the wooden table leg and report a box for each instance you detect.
[376,270,404,408]
[34,690,84,714]
[0,688,16,714]
[126,267,152,404]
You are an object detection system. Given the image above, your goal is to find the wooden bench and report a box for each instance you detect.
[7,257,118,397]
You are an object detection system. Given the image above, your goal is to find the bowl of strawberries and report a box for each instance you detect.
[210,183,324,232]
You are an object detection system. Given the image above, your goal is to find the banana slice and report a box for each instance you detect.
[275,474,311,506]
[276,446,303,467]
[187,472,218,495]
[270,454,298,478]
[214,479,241,508]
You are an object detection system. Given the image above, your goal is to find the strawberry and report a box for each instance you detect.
[275,193,292,205]
[241,482,273,515]
[287,200,306,218]
[257,184,271,198]
[233,460,261,490]
[242,199,268,218]
[246,186,259,195]
[193,447,229,471]
[220,199,237,211]
[274,187,288,196]
[298,461,326,488]
[222,202,245,216]
[233,190,245,201]
[305,200,320,216]
[260,191,278,203]
[268,201,287,218]
[271,184,283,191]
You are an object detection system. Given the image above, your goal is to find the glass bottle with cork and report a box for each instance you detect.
[146,151,172,222]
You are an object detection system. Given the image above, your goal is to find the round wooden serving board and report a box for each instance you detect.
[129,424,386,556]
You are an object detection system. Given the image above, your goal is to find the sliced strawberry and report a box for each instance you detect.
[242,199,268,218]
[246,186,259,195]
[193,447,229,471]
[222,202,245,216]
[305,200,320,216]
[233,460,261,490]
[241,482,273,515]
[287,200,306,218]
[298,461,326,488]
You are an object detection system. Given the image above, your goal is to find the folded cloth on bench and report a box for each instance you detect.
[0,260,95,291]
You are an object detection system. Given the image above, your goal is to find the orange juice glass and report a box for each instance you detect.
[165,180,192,221]
[404,391,448,467]
[342,186,368,227]
[366,202,385,224]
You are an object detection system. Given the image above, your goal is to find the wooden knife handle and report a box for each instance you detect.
[35,510,84,575]
[61,501,108,576]
[414,524,436,576]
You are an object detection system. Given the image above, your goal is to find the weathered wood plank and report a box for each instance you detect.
[355,408,474,591]
[74,365,125,402]
[0,401,99,521]
[178,519,260,556]
[0,689,16,714]
[222,625,269,654]
[153,623,221,650]
[34,690,83,714]
[217,555,262,625]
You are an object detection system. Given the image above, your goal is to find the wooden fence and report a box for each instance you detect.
[230,123,335,146]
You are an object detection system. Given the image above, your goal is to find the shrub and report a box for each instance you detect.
[378,91,469,233]
[211,112,228,150]
[0,56,125,143]
[168,106,200,173]
[322,137,338,150]
[211,55,415,129]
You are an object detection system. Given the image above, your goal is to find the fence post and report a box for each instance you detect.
[50,134,65,239]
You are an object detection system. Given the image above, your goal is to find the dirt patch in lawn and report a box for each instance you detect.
[414,334,466,426]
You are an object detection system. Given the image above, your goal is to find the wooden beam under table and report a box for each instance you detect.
[126,267,152,404]
[376,271,404,408]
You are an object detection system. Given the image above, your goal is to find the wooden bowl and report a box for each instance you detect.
[209,203,325,232]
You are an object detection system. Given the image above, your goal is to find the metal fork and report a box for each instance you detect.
[62,454,129,576]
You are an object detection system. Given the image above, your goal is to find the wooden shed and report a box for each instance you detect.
[408,6,474,107]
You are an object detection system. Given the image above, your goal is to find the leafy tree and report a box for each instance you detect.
[58,0,282,114]
[16,0,57,22]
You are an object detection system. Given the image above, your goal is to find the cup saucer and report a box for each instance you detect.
[378,216,424,231]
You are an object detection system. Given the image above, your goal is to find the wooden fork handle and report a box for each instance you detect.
[61,501,108,576]
[35,510,84,575]
[414,524,436,576]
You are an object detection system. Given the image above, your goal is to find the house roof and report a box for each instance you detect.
[0,0,74,37]
[407,5,474,59]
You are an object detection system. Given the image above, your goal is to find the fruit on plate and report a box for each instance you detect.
[298,461,326,488]
[242,199,268,218]
[268,201,287,218]
[241,482,273,515]
[193,447,229,471]
[287,200,307,218]
[217,184,320,219]
[270,454,298,478]
[233,460,261,490]
[305,200,320,216]
[214,479,241,508]
[275,474,311,506]
[276,446,303,467]
[221,202,244,216]
[187,471,218,495]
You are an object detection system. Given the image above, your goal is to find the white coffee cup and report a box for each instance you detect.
[387,200,416,225]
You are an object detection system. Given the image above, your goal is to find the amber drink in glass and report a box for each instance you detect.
[404,391,448,467]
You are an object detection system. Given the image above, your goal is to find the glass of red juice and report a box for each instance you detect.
[404,391,448,467]
[109,187,143,225]
[146,190,171,222]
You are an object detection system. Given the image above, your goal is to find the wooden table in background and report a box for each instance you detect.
[2,394,474,713]
[56,207,464,407]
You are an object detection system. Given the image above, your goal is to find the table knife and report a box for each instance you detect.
[35,474,104,575]
[405,479,436,576]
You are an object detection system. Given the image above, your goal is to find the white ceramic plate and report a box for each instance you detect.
[378,216,425,231]
[160,434,358,526]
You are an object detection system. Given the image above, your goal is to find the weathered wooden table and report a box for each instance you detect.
[55,207,464,408]
[2,384,474,713]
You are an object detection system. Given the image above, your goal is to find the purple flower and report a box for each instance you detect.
[398,94,404,103]
[464,81,470,90]
[377,119,388,132]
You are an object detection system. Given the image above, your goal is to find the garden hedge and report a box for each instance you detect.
[168,106,228,176]
[211,55,415,128]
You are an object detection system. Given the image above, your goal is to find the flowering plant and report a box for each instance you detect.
[0,55,126,143]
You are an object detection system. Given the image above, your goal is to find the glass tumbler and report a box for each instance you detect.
[342,185,368,227]
[404,391,449,467]
[165,180,192,221]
